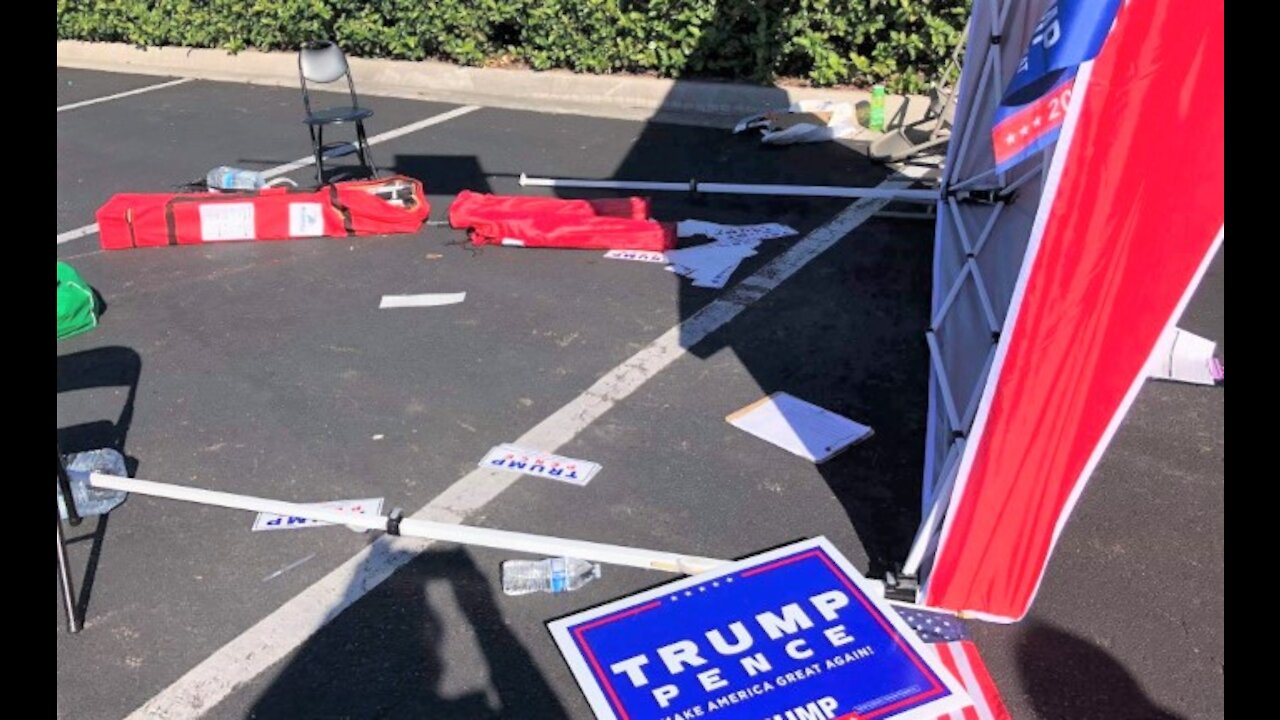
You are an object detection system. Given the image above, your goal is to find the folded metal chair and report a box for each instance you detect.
[870,28,965,164]
[299,40,378,184]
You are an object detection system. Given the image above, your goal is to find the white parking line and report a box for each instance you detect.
[124,170,926,719]
[56,104,482,246]
[57,77,194,113]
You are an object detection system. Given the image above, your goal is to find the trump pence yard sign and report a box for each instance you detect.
[549,537,970,720]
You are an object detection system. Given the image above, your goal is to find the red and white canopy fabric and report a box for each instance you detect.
[909,0,1224,622]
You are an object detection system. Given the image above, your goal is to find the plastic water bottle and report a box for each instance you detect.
[58,448,129,521]
[501,557,601,596]
[869,85,887,131]
[206,166,264,191]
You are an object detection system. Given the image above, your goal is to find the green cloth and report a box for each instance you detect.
[57,262,98,340]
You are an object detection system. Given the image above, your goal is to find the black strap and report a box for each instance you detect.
[329,185,355,236]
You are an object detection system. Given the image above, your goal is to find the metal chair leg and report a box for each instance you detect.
[57,503,81,633]
[310,125,325,186]
[58,447,81,526]
[355,120,377,178]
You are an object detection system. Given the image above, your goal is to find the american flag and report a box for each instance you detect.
[894,605,1012,720]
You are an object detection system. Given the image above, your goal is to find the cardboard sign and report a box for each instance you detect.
[549,537,970,720]
[479,444,601,486]
[251,497,384,532]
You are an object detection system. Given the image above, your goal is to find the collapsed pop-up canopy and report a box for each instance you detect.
[907,0,1224,622]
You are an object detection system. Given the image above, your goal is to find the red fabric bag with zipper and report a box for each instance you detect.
[448,190,675,251]
[96,176,429,250]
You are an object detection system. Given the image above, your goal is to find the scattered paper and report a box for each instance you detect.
[1148,327,1223,386]
[252,497,384,532]
[727,392,874,463]
[480,444,601,486]
[734,100,866,145]
[603,221,798,289]
[677,221,798,244]
[604,249,670,263]
[665,240,760,289]
[379,292,466,309]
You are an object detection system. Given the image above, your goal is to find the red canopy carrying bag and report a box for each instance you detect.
[96,176,429,250]
[448,190,675,251]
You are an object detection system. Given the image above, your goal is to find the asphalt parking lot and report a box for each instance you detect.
[57,67,1224,720]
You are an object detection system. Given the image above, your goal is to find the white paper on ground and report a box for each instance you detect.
[727,392,874,463]
[666,239,760,289]
[604,249,670,263]
[252,497,385,532]
[677,220,798,243]
[1148,327,1220,385]
[379,292,467,309]
[479,444,602,486]
[733,100,866,145]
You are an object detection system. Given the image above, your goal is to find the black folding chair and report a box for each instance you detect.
[298,41,378,185]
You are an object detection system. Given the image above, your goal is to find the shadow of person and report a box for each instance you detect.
[246,545,567,719]
[1016,621,1184,720]
[57,345,143,621]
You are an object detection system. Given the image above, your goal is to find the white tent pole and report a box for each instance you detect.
[962,346,998,428]
[930,263,973,329]
[902,439,966,577]
[925,333,964,430]
[969,263,1002,333]
[991,1,1009,188]
[950,50,997,184]
[517,174,939,204]
[971,202,1006,257]
[948,166,1000,194]
[89,474,728,574]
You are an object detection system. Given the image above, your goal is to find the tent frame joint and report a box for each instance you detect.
[883,569,920,602]
[386,507,404,536]
[944,187,1015,205]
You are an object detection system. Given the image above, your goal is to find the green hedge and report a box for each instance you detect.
[57,0,969,92]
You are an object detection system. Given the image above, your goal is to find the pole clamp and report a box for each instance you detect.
[386,507,405,536]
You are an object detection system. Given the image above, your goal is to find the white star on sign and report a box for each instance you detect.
[1033,116,1043,127]
[1020,125,1030,136]
[1006,133,1016,144]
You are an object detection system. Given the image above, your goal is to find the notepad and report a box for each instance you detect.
[726,392,874,463]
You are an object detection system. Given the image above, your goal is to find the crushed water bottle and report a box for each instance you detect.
[206,166,265,191]
[58,448,129,521]
[502,557,601,596]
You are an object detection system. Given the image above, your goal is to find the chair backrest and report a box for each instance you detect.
[298,40,358,113]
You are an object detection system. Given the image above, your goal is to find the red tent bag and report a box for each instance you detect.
[96,176,429,250]
[448,191,675,251]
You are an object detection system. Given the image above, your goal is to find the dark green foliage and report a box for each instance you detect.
[57,0,968,91]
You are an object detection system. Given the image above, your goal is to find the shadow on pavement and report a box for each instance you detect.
[241,9,931,713]
[57,345,142,622]
[1016,621,1184,720]
[245,547,566,719]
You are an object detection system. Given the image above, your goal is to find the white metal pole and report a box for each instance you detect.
[517,173,940,204]
[902,439,965,577]
[90,474,728,575]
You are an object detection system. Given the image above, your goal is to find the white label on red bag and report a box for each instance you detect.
[289,202,325,237]
[199,203,256,242]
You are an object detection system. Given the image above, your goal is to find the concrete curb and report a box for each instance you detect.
[57,41,932,128]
